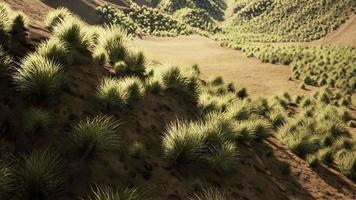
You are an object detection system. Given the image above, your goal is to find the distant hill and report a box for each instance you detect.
[223,0,356,42]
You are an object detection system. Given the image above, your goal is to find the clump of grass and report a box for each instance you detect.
[87,185,149,200]
[23,108,52,133]
[335,150,356,180]
[347,120,356,128]
[188,187,227,200]
[268,110,287,128]
[162,120,204,163]
[53,18,91,51]
[0,159,14,197]
[14,149,64,200]
[97,77,145,107]
[248,118,273,140]
[71,115,121,158]
[129,141,145,159]
[317,148,333,164]
[205,142,238,173]
[45,7,73,30]
[9,11,28,33]
[306,154,319,168]
[162,113,240,172]
[93,25,129,65]
[113,51,146,75]
[149,65,200,101]
[13,53,64,98]
[36,38,70,65]
[0,46,12,73]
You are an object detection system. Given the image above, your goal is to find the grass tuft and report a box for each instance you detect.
[23,108,52,133]
[71,115,121,158]
[14,149,64,200]
[0,46,11,73]
[189,187,227,200]
[53,18,91,50]
[36,38,70,65]
[97,76,145,107]
[87,185,149,200]
[13,53,64,98]
[45,7,73,30]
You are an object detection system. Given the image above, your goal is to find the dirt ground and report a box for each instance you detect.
[134,35,313,97]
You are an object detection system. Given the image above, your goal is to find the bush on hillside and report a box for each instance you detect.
[97,77,145,107]
[14,53,64,98]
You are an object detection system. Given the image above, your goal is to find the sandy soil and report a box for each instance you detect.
[134,35,313,97]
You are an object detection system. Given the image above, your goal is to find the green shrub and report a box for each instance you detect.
[0,159,14,198]
[93,25,129,65]
[205,142,238,173]
[97,77,145,107]
[153,65,199,101]
[336,150,356,180]
[23,108,52,133]
[189,187,227,200]
[45,7,73,30]
[306,154,319,168]
[268,110,287,128]
[162,120,204,163]
[114,51,146,75]
[317,148,333,164]
[8,11,28,35]
[13,53,64,98]
[71,115,121,158]
[14,149,64,200]
[53,18,91,50]
[248,118,272,140]
[36,38,71,65]
[87,185,148,200]
[129,141,145,159]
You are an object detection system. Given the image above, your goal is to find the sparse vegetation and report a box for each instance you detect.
[223,44,356,95]
[188,187,227,200]
[13,149,64,200]
[86,185,148,200]
[36,38,71,65]
[23,108,52,133]
[14,53,64,98]
[97,76,145,107]
[45,7,74,30]
[53,18,92,51]
[71,115,121,158]
[0,46,11,73]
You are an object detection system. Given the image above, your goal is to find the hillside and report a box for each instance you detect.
[222,0,356,42]
[0,0,355,200]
